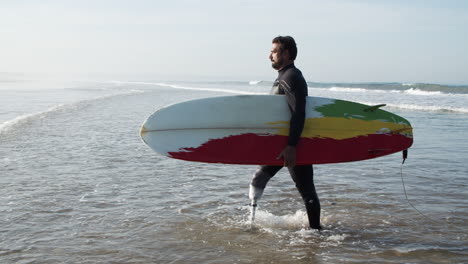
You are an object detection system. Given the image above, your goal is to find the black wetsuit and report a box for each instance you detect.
[250,63,321,229]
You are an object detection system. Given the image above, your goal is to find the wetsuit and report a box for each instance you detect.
[249,63,321,229]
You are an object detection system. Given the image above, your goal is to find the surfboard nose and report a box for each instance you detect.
[140,124,149,143]
[140,124,147,134]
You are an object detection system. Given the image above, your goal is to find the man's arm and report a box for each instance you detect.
[277,74,307,166]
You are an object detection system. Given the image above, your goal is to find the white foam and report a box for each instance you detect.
[326,234,347,242]
[328,87,368,93]
[353,99,468,114]
[94,81,468,114]
[369,102,468,113]
[249,80,262,85]
[254,210,309,230]
[117,81,264,95]
[326,86,467,98]
[403,88,442,96]
[0,90,144,134]
[327,86,411,95]
[0,104,65,134]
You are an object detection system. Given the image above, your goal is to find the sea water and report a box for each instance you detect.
[0,75,467,263]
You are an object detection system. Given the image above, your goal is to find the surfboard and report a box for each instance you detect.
[140,95,413,165]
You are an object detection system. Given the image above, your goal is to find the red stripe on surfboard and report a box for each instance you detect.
[168,133,413,165]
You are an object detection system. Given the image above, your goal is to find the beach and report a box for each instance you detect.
[1,78,467,263]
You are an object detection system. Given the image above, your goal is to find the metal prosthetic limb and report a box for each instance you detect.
[248,169,272,224]
[249,185,264,223]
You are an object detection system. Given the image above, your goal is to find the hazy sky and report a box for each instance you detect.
[1,0,468,83]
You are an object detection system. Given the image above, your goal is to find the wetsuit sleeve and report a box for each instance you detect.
[281,73,307,146]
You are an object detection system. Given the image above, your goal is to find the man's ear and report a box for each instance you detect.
[283,49,291,60]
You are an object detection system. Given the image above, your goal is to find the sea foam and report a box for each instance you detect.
[124,81,263,95]
[0,90,144,135]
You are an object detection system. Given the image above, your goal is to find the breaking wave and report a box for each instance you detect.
[0,90,144,135]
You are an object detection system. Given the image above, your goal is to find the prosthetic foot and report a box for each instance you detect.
[249,185,264,223]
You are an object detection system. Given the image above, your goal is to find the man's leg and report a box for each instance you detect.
[249,165,282,202]
[288,165,321,230]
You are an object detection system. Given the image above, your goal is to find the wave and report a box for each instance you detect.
[122,81,263,95]
[0,90,144,135]
[328,87,370,93]
[403,88,443,96]
[103,81,468,114]
[322,86,467,98]
[310,82,468,95]
[404,83,468,94]
[249,80,263,85]
[0,104,66,134]
[359,101,468,114]
[107,80,468,97]
[386,103,468,113]
[136,81,467,114]
[114,81,467,114]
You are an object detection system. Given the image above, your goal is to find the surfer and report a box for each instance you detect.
[249,36,321,230]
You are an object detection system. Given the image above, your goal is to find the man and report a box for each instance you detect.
[249,36,321,230]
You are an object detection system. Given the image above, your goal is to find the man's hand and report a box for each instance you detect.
[277,145,297,167]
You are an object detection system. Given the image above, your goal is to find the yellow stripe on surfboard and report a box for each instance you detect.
[267,117,413,140]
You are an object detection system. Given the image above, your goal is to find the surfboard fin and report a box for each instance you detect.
[364,104,386,112]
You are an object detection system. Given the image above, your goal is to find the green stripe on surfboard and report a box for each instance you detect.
[316,99,410,124]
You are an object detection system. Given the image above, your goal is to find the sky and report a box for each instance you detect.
[1,0,468,83]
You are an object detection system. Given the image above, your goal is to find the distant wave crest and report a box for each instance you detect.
[403,88,442,96]
[311,82,468,95]
[322,86,467,97]
[0,90,143,135]
[124,81,263,95]
[0,104,67,135]
[328,87,368,93]
[249,80,263,85]
[359,101,468,114]
[386,103,468,113]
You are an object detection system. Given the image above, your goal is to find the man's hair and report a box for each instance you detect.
[272,36,297,60]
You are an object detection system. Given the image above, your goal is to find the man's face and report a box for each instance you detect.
[269,42,288,70]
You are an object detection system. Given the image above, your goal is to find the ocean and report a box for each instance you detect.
[0,75,467,263]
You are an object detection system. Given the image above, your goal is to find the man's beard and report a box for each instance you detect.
[271,60,282,70]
